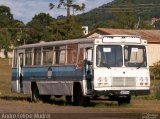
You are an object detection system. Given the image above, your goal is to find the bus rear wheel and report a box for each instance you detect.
[31,83,40,102]
[41,95,51,103]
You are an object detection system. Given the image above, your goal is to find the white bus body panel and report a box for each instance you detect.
[94,68,150,91]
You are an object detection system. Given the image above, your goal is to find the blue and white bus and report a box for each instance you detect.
[11,35,150,105]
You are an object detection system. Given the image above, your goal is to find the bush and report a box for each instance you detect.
[150,61,160,79]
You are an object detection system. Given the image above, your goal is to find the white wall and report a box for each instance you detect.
[0,49,5,58]
[148,44,160,66]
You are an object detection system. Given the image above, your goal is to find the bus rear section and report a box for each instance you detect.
[89,36,150,104]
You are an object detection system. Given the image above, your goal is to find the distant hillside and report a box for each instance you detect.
[76,0,160,29]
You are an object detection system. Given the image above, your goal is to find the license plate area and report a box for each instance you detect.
[120,91,130,95]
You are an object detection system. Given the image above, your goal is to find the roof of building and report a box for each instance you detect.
[85,28,160,43]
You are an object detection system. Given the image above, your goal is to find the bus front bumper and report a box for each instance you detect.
[93,89,150,96]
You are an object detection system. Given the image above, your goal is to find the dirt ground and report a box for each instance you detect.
[0,96,159,119]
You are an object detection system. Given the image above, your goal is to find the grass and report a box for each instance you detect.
[151,79,160,86]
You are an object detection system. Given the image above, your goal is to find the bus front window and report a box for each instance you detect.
[124,45,147,67]
[96,45,123,67]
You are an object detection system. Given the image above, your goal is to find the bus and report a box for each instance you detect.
[11,35,150,105]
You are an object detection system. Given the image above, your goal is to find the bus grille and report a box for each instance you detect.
[112,77,136,87]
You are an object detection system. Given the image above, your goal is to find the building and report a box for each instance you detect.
[85,28,160,66]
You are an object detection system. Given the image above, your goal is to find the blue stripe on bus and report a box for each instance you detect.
[12,66,83,81]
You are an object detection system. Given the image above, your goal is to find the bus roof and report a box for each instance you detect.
[15,38,95,49]
[15,35,143,49]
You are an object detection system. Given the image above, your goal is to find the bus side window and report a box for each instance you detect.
[34,48,41,65]
[43,47,53,65]
[77,48,84,68]
[54,46,66,65]
[25,49,32,66]
[67,44,78,64]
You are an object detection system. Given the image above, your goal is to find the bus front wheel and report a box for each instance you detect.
[65,96,72,103]
[73,83,90,106]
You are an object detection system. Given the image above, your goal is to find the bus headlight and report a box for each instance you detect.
[139,77,149,86]
[96,77,110,87]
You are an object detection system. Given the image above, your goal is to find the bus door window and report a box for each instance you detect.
[85,48,93,94]
[85,48,93,76]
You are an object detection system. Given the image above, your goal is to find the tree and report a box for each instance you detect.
[26,13,55,43]
[0,5,14,27]
[0,29,11,52]
[48,19,83,41]
[49,0,85,17]
[27,13,54,28]
[111,0,138,29]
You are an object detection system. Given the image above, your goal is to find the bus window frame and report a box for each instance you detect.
[54,45,67,65]
[42,46,54,66]
[33,47,42,66]
[25,48,33,66]
[67,44,78,65]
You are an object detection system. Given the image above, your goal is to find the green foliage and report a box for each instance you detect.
[150,61,160,79]
[0,5,14,27]
[26,13,83,43]
[1,0,160,52]
[49,17,83,41]
[0,30,11,52]
[26,13,55,43]
[76,0,160,30]
[154,21,160,29]
[109,0,136,29]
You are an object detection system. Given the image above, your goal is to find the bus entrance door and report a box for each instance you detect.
[85,48,93,95]
[17,50,25,93]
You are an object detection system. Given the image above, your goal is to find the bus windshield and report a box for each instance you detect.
[96,45,123,67]
[96,45,147,68]
[124,45,147,68]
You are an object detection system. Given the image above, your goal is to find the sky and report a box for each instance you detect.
[0,0,113,24]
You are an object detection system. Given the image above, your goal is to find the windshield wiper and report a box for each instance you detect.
[103,63,111,69]
[137,63,144,69]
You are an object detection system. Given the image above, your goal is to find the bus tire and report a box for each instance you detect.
[31,83,40,102]
[65,96,72,103]
[124,95,131,104]
[41,95,51,103]
[73,83,90,106]
[118,95,131,105]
